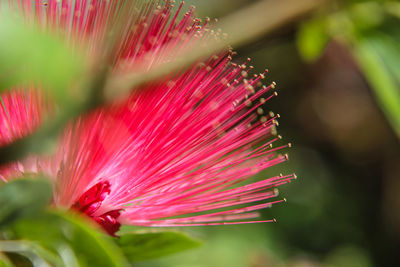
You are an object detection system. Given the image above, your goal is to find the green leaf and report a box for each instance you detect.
[117,231,202,262]
[12,210,129,267]
[0,252,14,267]
[353,32,400,137]
[0,178,52,228]
[350,2,384,30]
[385,1,400,19]
[297,17,330,62]
[0,13,85,105]
[0,241,60,267]
[1,254,26,267]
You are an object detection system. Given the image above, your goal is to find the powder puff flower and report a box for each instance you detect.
[0,0,295,236]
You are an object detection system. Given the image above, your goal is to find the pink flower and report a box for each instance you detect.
[0,0,295,236]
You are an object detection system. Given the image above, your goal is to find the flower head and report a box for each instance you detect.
[0,0,295,236]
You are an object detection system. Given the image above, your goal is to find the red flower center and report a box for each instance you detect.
[72,181,121,236]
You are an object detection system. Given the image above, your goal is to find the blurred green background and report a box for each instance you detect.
[135,0,400,266]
